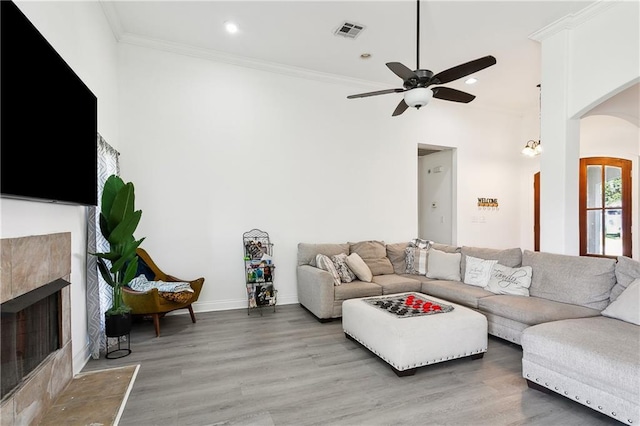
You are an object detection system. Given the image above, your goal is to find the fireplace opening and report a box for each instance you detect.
[1,278,69,400]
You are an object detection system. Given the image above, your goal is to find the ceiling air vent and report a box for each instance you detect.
[334,21,365,39]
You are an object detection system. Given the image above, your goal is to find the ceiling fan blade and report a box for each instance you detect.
[392,99,409,116]
[432,86,476,103]
[432,55,496,85]
[347,88,404,99]
[386,62,418,81]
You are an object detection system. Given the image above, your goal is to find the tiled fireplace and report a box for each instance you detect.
[0,233,73,425]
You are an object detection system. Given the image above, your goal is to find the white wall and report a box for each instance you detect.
[0,2,120,374]
[117,42,525,313]
[535,1,640,254]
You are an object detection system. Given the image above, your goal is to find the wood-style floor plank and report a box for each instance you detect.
[82,304,618,426]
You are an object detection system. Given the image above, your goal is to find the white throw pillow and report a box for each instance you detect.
[464,255,498,287]
[315,253,342,286]
[485,264,532,296]
[426,249,461,281]
[331,253,356,283]
[601,278,640,325]
[346,252,373,282]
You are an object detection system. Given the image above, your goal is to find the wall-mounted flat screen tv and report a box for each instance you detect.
[1,0,98,206]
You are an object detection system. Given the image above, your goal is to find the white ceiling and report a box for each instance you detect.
[104,1,598,113]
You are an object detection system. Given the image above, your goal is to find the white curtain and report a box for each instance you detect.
[86,134,120,358]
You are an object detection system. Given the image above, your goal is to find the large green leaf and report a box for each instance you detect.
[101,175,125,221]
[108,183,135,228]
[96,258,116,287]
[108,210,142,246]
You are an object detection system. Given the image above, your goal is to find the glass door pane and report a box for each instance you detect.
[604,208,623,256]
[604,166,622,207]
[586,210,603,255]
[586,165,602,208]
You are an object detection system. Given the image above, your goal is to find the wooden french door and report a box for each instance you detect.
[534,172,540,251]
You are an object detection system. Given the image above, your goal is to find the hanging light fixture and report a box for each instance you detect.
[522,84,542,157]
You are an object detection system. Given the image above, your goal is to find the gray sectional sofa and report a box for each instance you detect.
[296,240,640,425]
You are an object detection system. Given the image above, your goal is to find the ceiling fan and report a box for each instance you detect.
[347,0,496,116]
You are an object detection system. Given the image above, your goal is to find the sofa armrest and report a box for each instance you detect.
[297,265,335,319]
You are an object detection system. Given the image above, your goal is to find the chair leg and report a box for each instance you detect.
[152,313,160,337]
[188,305,196,323]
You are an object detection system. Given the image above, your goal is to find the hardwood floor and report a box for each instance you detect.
[82,304,618,426]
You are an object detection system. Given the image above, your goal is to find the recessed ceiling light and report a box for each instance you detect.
[465,77,478,85]
[360,53,371,59]
[224,21,239,34]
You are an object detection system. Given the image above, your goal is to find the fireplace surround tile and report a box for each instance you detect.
[0,233,73,425]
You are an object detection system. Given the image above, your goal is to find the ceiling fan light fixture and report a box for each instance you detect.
[404,88,433,108]
[465,77,478,85]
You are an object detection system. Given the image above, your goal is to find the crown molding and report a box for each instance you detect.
[119,32,388,91]
[529,0,618,42]
[99,1,124,42]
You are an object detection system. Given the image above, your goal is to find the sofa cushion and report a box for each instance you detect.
[602,278,640,325]
[346,253,373,282]
[612,256,640,302]
[421,279,493,309]
[521,317,640,405]
[349,240,394,275]
[478,295,601,325]
[485,264,532,296]
[331,253,356,283]
[461,246,522,279]
[431,242,461,253]
[372,274,422,295]
[463,255,498,287]
[315,254,341,286]
[386,242,409,274]
[426,249,461,281]
[298,243,349,266]
[523,250,616,310]
[334,280,382,301]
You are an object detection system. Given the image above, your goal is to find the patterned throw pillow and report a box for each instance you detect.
[404,247,429,275]
[463,255,498,287]
[409,238,433,249]
[316,253,342,286]
[331,253,356,283]
[159,291,193,304]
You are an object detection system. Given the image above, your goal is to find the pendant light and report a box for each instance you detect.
[522,84,542,157]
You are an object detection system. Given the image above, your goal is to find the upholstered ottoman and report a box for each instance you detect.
[343,292,488,376]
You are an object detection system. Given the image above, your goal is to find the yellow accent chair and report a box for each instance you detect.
[122,248,205,337]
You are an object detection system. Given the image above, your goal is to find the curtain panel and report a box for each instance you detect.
[86,134,120,358]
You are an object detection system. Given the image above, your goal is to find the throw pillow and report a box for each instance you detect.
[426,249,461,281]
[601,278,640,325]
[315,253,342,286]
[485,264,533,296]
[463,255,498,287]
[331,253,356,283]
[405,247,429,275]
[409,238,433,249]
[346,252,373,282]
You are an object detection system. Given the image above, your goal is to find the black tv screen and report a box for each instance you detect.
[1,0,98,206]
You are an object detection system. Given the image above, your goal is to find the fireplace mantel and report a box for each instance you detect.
[0,233,73,426]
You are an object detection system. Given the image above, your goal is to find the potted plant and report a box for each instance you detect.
[92,175,145,337]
